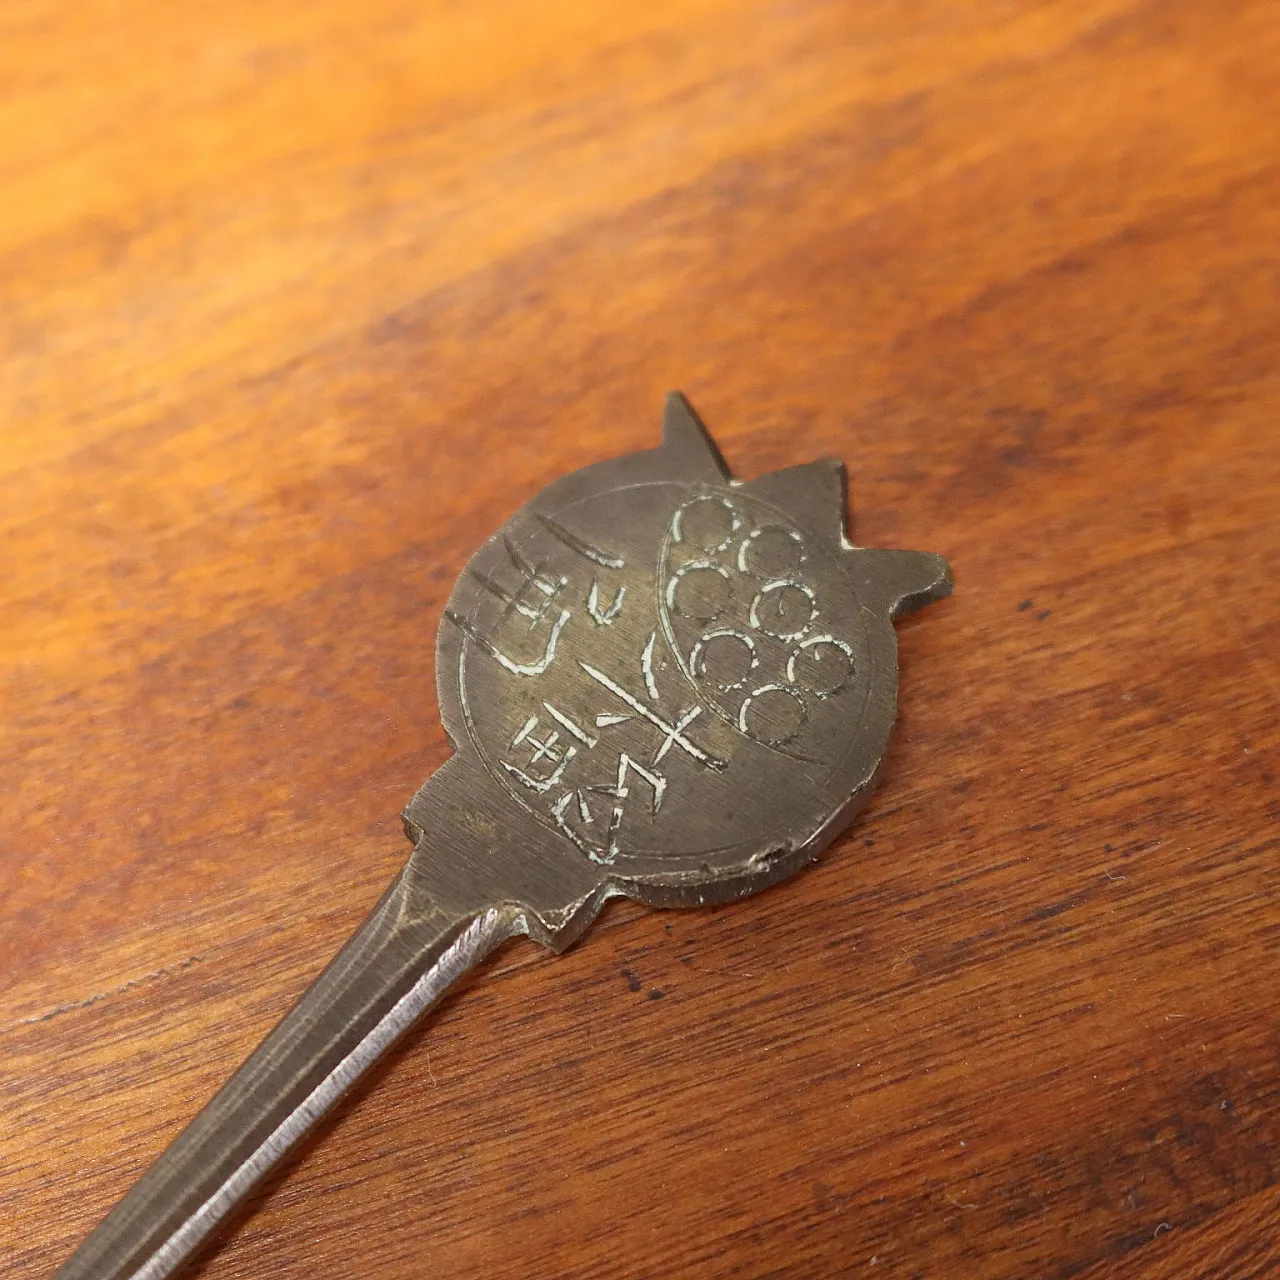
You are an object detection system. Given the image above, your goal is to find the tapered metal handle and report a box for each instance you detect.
[56,863,520,1280]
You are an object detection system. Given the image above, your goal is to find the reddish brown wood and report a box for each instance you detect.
[3,1,1279,1276]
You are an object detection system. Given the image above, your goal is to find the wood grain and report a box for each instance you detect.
[3,0,1279,1275]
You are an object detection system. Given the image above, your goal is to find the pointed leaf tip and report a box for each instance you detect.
[662,391,732,481]
[851,549,953,620]
[743,458,848,544]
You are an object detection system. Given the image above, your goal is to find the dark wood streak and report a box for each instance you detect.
[3,0,1280,1276]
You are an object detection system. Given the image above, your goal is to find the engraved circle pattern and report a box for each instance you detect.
[690,629,758,691]
[658,489,864,758]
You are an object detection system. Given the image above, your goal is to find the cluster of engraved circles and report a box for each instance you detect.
[661,492,857,749]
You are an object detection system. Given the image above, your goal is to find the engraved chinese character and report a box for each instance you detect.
[447,518,626,673]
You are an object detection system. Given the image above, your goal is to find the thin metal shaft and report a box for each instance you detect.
[56,861,520,1280]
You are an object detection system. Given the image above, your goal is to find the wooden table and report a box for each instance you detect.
[4,2,1279,1276]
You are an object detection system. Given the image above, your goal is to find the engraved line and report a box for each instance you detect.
[471,543,565,624]
[510,715,539,748]
[640,630,660,701]
[606,798,624,854]
[651,706,705,766]
[620,752,667,814]
[469,568,542,621]
[587,579,626,625]
[502,533,541,580]
[524,730,561,765]
[579,662,726,770]
[551,793,612,864]
[502,744,575,793]
[536,513,626,568]
[543,701,597,747]
[131,909,518,1280]
[444,609,570,677]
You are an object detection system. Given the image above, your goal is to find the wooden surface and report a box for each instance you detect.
[3,1,1279,1276]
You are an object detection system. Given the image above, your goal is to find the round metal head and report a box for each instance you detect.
[431,394,950,913]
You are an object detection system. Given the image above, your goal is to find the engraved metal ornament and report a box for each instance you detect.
[416,393,951,918]
[56,393,952,1280]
